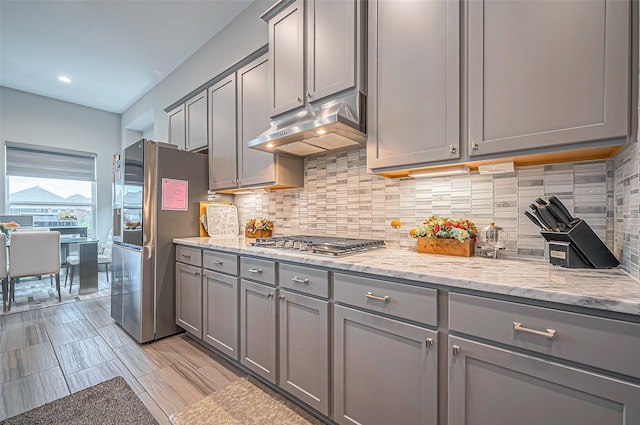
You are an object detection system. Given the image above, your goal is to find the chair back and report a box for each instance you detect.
[9,231,60,278]
[0,233,6,279]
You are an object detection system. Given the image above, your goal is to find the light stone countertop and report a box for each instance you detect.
[174,236,640,317]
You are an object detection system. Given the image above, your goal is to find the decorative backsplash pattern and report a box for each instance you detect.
[234,148,628,270]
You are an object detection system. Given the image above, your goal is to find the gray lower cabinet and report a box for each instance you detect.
[202,270,239,360]
[333,305,438,425]
[467,0,630,156]
[175,262,202,338]
[448,335,640,425]
[240,278,278,384]
[367,0,460,170]
[278,289,330,416]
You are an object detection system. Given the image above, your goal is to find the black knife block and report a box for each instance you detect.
[540,220,619,269]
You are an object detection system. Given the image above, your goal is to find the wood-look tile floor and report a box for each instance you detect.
[0,294,244,423]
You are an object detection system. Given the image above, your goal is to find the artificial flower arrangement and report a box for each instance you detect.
[410,216,478,243]
[0,221,20,236]
[245,218,274,234]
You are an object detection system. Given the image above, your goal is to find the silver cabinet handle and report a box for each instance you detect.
[307,91,312,99]
[267,292,273,298]
[291,276,309,284]
[212,260,223,265]
[366,292,390,302]
[513,322,557,340]
[452,345,460,356]
[181,254,191,259]
[248,268,262,274]
[279,295,285,301]
[297,96,303,103]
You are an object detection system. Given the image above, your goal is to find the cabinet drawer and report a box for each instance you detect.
[176,245,202,267]
[334,273,437,326]
[279,263,329,298]
[240,257,276,285]
[203,250,238,275]
[449,292,640,380]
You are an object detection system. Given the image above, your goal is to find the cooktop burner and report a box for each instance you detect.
[248,235,386,256]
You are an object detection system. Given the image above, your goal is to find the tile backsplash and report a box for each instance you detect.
[234,147,632,271]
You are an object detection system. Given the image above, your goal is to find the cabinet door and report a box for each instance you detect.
[278,290,329,415]
[367,0,460,170]
[468,0,630,156]
[306,0,357,103]
[240,279,277,384]
[268,0,304,117]
[333,305,438,425]
[203,270,239,360]
[208,75,238,190]
[185,90,208,152]
[175,262,202,338]
[167,104,186,149]
[448,336,640,425]
[237,54,275,188]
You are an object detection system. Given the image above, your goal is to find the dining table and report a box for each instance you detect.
[6,235,99,295]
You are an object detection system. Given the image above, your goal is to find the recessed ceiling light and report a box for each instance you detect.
[57,75,72,84]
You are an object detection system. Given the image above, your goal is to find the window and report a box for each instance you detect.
[5,142,97,235]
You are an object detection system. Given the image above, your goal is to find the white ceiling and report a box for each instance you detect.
[0,0,254,114]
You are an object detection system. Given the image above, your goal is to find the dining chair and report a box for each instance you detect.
[1,233,7,312]
[8,231,61,310]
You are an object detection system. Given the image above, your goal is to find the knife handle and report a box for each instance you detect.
[548,196,575,222]
[537,206,560,232]
[535,198,548,206]
[524,211,546,230]
[546,203,571,226]
[529,204,551,231]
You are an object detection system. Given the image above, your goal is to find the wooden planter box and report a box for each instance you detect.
[245,229,272,238]
[417,237,475,257]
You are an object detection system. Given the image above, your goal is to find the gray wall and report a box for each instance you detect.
[0,86,121,242]
[120,0,272,148]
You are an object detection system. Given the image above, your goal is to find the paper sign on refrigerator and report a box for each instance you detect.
[162,178,188,211]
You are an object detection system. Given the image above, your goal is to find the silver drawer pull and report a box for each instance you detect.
[267,292,274,298]
[291,276,309,284]
[212,260,223,265]
[248,268,262,274]
[513,322,557,340]
[181,254,191,259]
[366,292,390,303]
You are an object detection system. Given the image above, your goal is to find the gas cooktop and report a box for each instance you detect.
[248,235,385,256]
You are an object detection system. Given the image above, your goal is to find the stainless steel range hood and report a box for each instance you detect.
[247,90,366,157]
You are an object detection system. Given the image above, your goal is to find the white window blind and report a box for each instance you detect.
[5,142,96,181]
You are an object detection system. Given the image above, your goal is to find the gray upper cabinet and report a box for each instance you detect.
[448,336,640,425]
[367,0,460,170]
[209,53,304,192]
[167,104,186,149]
[468,0,630,157]
[208,75,238,191]
[185,90,208,152]
[268,0,304,117]
[306,0,357,102]
[237,55,278,188]
[265,0,361,118]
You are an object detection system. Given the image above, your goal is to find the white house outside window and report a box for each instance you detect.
[5,142,97,235]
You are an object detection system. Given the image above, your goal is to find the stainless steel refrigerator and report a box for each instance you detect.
[111,140,208,343]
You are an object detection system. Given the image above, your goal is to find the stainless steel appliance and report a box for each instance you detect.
[111,140,208,343]
[248,235,385,256]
